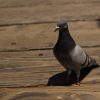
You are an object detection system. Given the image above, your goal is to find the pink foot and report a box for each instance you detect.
[75,82,80,86]
[72,82,80,86]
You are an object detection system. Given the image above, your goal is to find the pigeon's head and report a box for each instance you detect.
[55,20,68,32]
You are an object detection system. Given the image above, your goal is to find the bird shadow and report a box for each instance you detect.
[47,65,99,86]
[97,19,100,28]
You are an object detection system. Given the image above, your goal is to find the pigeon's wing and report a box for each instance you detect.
[70,45,96,67]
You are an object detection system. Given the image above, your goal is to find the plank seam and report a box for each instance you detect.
[0,19,100,27]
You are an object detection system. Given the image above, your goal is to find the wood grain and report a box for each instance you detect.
[0,86,100,100]
[0,0,100,8]
[0,47,99,88]
[0,21,99,51]
[0,0,100,99]
[0,3,100,25]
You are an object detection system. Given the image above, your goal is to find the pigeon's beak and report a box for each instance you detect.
[54,26,60,32]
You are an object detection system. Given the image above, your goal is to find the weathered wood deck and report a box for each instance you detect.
[0,0,100,99]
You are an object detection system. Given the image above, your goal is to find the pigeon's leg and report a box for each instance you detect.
[66,70,72,84]
[76,70,80,86]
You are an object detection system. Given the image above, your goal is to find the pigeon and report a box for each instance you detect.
[53,20,99,85]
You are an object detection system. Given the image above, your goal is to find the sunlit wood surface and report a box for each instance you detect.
[0,0,100,100]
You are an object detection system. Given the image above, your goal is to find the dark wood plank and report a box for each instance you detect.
[0,3,100,25]
[0,21,99,51]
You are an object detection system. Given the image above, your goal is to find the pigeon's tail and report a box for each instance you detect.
[88,56,99,67]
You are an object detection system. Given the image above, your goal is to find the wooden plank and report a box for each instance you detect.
[0,86,100,100]
[0,47,99,87]
[0,3,100,25]
[0,0,100,8]
[0,47,99,60]
[0,21,99,51]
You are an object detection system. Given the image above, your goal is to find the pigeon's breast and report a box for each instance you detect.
[53,43,73,69]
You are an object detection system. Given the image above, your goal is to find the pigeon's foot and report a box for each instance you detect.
[75,82,80,86]
[72,82,80,86]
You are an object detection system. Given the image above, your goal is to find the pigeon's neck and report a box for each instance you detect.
[57,28,76,50]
